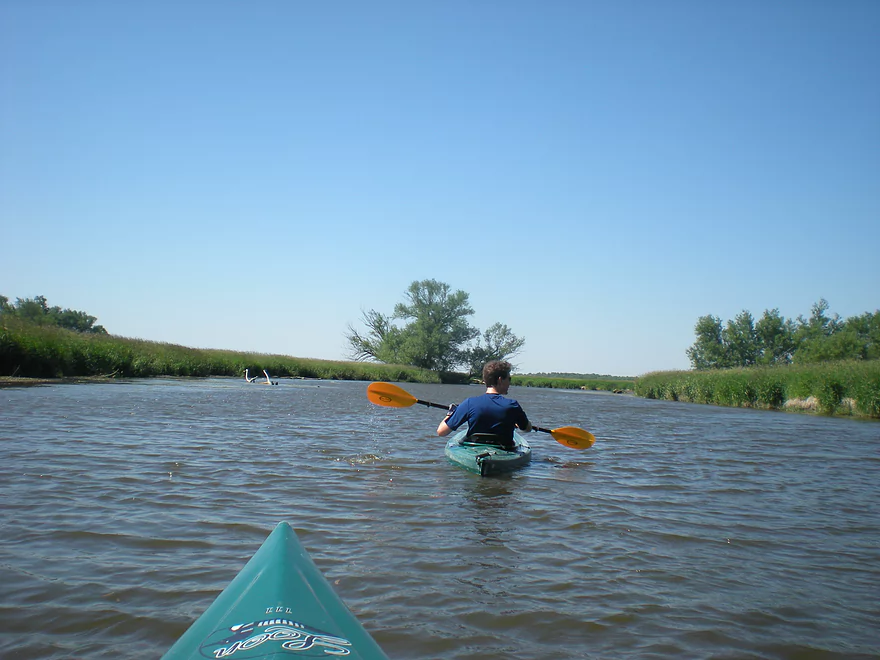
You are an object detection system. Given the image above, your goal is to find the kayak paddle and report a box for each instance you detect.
[366,381,596,450]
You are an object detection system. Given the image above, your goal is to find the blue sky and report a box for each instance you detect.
[2,1,878,377]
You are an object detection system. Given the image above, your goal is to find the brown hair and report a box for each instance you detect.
[482,360,512,388]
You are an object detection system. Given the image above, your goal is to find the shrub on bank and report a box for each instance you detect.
[634,360,880,418]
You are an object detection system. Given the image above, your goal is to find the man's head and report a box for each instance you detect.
[482,360,512,389]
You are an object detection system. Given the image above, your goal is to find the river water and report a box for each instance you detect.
[1,378,878,659]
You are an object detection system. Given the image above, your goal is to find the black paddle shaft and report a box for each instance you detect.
[416,398,451,411]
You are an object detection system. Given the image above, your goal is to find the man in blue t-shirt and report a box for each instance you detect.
[437,360,532,448]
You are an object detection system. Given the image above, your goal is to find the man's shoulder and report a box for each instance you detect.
[485,393,520,406]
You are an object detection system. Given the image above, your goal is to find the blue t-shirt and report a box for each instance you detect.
[445,393,530,442]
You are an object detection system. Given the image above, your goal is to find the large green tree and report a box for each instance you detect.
[793,299,843,363]
[755,308,797,365]
[841,311,880,360]
[346,280,524,373]
[723,310,759,367]
[391,280,478,371]
[686,315,728,369]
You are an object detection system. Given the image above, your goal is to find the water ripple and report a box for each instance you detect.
[0,380,878,658]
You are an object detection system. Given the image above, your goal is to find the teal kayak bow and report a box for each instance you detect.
[161,522,389,659]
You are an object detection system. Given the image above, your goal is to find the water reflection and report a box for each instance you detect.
[460,478,515,548]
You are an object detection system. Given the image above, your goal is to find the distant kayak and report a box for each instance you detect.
[161,522,389,660]
[444,428,532,477]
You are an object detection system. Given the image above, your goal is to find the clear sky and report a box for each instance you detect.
[2,1,878,377]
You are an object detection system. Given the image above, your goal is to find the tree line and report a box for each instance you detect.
[345,279,525,377]
[687,299,880,370]
[0,295,107,334]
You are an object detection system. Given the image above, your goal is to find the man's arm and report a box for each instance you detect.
[515,403,532,433]
[437,403,458,436]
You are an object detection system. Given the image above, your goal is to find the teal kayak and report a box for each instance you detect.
[161,522,389,660]
[444,428,531,477]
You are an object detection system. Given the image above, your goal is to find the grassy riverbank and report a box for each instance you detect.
[634,360,880,418]
[0,319,437,383]
[512,374,634,392]
[1,319,633,390]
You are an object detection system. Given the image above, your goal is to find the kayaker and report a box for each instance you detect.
[436,360,532,448]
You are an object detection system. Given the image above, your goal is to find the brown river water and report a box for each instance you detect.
[1,378,878,659]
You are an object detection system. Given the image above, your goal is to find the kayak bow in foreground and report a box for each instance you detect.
[161,521,389,660]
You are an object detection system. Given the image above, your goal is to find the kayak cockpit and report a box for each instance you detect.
[444,428,531,477]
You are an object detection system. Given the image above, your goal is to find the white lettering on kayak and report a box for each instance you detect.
[210,621,352,657]
[266,606,296,615]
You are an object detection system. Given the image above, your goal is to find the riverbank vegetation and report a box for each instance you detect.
[0,316,437,383]
[7,293,875,419]
[513,374,634,392]
[635,360,880,418]
[1,315,637,391]
[0,313,631,391]
[672,300,880,418]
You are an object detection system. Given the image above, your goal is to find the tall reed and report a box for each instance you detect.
[634,361,880,418]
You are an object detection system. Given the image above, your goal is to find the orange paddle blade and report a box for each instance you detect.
[366,382,418,408]
[550,426,596,450]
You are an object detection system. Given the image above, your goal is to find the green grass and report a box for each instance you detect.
[512,375,634,392]
[634,360,880,418]
[0,318,438,383]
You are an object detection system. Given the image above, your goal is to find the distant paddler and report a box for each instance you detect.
[243,369,258,383]
[263,369,278,385]
[437,360,531,448]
